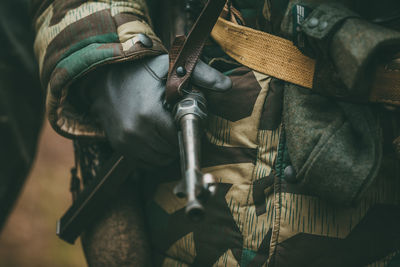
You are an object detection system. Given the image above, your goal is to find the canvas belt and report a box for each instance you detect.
[211,17,400,106]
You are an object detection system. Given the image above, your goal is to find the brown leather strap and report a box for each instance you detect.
[165,0,227,105]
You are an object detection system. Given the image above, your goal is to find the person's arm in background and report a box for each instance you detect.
[0,0,43,231]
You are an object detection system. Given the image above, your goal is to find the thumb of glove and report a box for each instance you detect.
[191,60,232,92]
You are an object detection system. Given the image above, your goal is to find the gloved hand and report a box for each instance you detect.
[87,54,231,168]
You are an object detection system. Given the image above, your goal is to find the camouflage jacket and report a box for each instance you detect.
[33,1,400,266]
[32,0,167,138]
[32,0,400,139]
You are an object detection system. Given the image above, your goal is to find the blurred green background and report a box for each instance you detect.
[0,122,86,267]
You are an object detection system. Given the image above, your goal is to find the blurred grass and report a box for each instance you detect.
[0,122,86,267]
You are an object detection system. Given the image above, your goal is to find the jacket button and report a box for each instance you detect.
[318,21,328,31]
[135,33,153,48]
[284,165,297,183]
[307,17,319,28]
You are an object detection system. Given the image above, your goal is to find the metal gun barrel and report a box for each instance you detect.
[180,114,201,171]
[179,113,204,220]
[173,91,214,221]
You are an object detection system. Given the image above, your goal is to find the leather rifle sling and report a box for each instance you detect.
[165,0,226,105]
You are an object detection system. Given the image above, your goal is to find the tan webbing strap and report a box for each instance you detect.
[212,17,400,106]
[211,17,316,89]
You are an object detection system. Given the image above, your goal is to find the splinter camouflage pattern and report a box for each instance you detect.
[32,0,166,138]
[144,71,400,266]
[32,0,400,266]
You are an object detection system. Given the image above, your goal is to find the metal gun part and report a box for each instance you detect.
[173,90,216,221]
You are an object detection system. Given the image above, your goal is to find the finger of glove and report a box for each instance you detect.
[144,54,169,80]
[100,107,175,165]
[141,110,178,156]
[191,60,232,92]
[139,60,179,151]
[108,102,177,159]
[151,92,179,150]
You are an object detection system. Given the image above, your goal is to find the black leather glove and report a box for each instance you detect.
[88,54,231,168]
